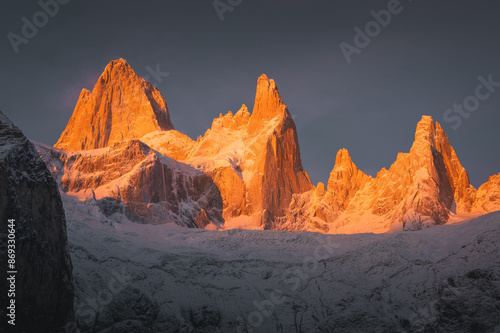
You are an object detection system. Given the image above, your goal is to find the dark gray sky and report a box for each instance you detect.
[1,0,499,187]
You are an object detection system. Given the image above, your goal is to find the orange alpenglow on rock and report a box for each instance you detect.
[244,74,313,225]
[36,58,500,232]
[282,115,489,234]
[474,172,500,213]
[188,74,313,226]
[55,58,174,151]
[246,74,286,134]
[325,148,371,214]
[331,115,478,233]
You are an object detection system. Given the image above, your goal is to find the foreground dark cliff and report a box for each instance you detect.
[0,111,74,332]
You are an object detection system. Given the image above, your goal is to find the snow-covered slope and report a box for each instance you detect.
[65,191,500,332]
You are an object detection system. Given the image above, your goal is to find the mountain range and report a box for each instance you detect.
[2,58,500,332]
[36,58,500,233]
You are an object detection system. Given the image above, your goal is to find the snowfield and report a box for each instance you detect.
[64,192,500,332]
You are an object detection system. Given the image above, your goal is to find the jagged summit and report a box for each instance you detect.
[332,148,357,170]
[282,115,495,233]
[328,116,478,233]
[247,74,289,134]
[326,148,371,213]
[474,172,500,212]
[185,74,311,226]
[40,61,500,233]
[410,115,476,212]
[55,58,174,151]
[253,74,284,119]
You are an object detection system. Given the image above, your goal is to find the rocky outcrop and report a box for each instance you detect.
[332,116,478,233]
[246,74,285,134]
[0,111,74,332]
[50,65,314,228]
[37,140,223,227]
[282,149,369,232]
[281,116,487,234]
[324,149,371,215]
[188,75,313,227]
[140,129,196,161]
[245,90,313,226]
[55,58,174,151]
[474,172,500,213]
[42,59,500,232]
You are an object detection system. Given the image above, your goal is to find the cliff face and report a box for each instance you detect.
[187,75,313,227]
[37,140,223,228]
[41,59,500,232]
[281,116,490,233]
[55,58,174,151]
[474,172,500,213]
[0,111,74,332]
[244,75,312,225]
[331,116,478,233]
[324,149,371,216]
[50,61,312,228]
[282,149,370,232]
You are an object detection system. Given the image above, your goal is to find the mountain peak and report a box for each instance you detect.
[55,59,174,151]
[253,74,285,120]
[325,148,370,214]
[234,104,251,126]
[257,73,277,91]
[109,57,128,66]
[97,58,138,85]
[414,115,436,144]
[105,58,130,70]
[247,74,289,134]
[334,148,353,168]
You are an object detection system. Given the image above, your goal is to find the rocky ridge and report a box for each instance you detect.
[40,59,500,232]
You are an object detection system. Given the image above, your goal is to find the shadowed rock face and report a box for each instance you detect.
[55,58,174,151]
[0,111,74,333]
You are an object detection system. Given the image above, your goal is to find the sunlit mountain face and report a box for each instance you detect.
[3,57,500,333]
[43,59,500,234]
[2,1,500,332]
